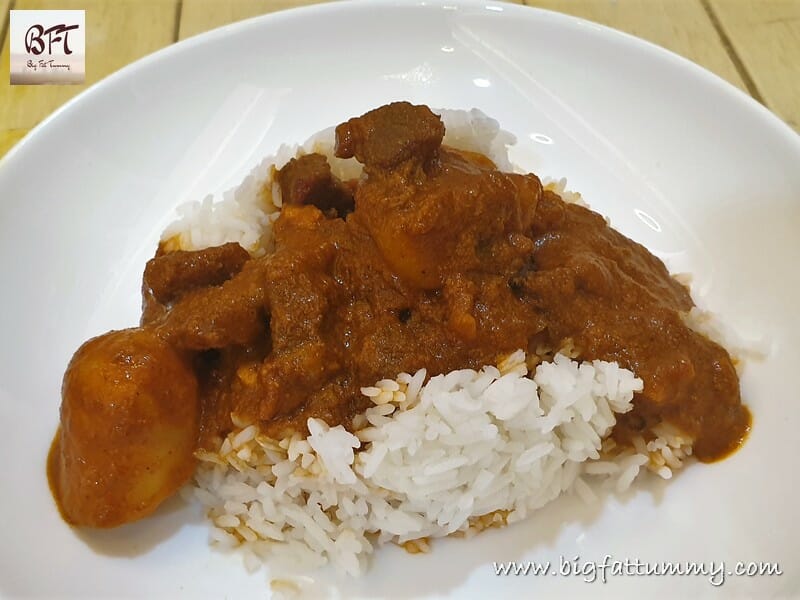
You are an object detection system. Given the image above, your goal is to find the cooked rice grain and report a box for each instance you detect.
[190,353,656,577]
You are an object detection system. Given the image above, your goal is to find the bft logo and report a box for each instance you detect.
[10,10,85,85]
[25,23,80,56]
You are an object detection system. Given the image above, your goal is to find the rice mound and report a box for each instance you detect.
[167,108,695,577]
[191,351,656,576]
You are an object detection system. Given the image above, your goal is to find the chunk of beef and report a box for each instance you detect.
[276,153,354,218]
[142,242,251,325]
[334,102,445,172]
[158,259,269,350]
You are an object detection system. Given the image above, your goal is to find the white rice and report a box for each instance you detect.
[165,108,697,579]
[191,352,649,577]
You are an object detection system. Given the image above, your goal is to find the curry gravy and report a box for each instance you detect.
[153,103,748,461]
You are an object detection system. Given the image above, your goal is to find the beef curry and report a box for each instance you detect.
[49,102,749,528]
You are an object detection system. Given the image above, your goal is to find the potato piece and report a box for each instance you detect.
[54,328,199,528]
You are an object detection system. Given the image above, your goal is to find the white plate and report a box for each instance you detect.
[1,1,798,597]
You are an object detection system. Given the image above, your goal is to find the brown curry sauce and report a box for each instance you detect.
[49,102,749,528]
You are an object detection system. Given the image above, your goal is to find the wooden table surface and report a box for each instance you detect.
[1,0,798,158]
